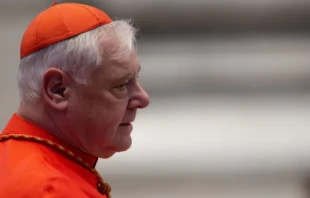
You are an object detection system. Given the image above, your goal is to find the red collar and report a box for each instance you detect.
[2,113,98,168]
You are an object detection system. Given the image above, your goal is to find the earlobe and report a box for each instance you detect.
[42,68,70,111]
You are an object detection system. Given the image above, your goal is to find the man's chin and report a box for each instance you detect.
[113,136,132,152]
[98,141,132,159]
[113,141,132,153]
[98,151,116,159]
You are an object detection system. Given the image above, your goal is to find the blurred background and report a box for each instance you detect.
[1,0,310,197]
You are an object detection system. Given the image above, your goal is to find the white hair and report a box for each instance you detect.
[17,20,138,104]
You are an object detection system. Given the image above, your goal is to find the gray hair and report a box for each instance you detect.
[17,20,138,103]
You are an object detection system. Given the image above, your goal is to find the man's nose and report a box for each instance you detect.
[128,83,150,109]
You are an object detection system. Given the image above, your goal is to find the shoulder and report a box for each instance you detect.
[0,170,87,198]
[0,140,102,198]
[0,147,87,198]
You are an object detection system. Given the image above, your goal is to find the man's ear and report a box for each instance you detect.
[42,68,70,111]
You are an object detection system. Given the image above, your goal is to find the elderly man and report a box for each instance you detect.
[0,2,149,198]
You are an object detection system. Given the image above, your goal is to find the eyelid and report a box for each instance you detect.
[115,73,137,88]
[115,81,129,90]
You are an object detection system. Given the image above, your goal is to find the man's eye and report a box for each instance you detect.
[116,83,128,90]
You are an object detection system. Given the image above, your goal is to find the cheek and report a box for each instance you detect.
[89,103,127,145]
[96,101,128,125]
[92,96,128,125]
[75,96,130,152]
[75,90,129,130]
[67,96,90,123]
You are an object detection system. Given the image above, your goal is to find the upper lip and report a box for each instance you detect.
[121,120,134,124]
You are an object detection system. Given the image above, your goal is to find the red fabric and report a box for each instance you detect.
[20,3,113,59]
[0,114,107,198]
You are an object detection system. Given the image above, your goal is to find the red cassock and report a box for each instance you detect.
[0,114,111,198]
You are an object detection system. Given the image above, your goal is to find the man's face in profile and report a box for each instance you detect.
[66,52,150,158]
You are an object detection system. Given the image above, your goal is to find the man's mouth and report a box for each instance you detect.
[120,123,131,126]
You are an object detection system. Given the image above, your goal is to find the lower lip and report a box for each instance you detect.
[119,123,133,135]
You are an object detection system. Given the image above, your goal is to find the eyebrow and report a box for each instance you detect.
[114,64,142,82]
[116,73,133,82]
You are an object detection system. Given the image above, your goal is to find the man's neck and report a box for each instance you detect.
[17,102,90,155]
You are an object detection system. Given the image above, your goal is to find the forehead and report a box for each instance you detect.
[92,52,140,81]
[111,55,140,76]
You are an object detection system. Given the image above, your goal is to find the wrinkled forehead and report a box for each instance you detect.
[93,51,140,81]
[110,53,140,77]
